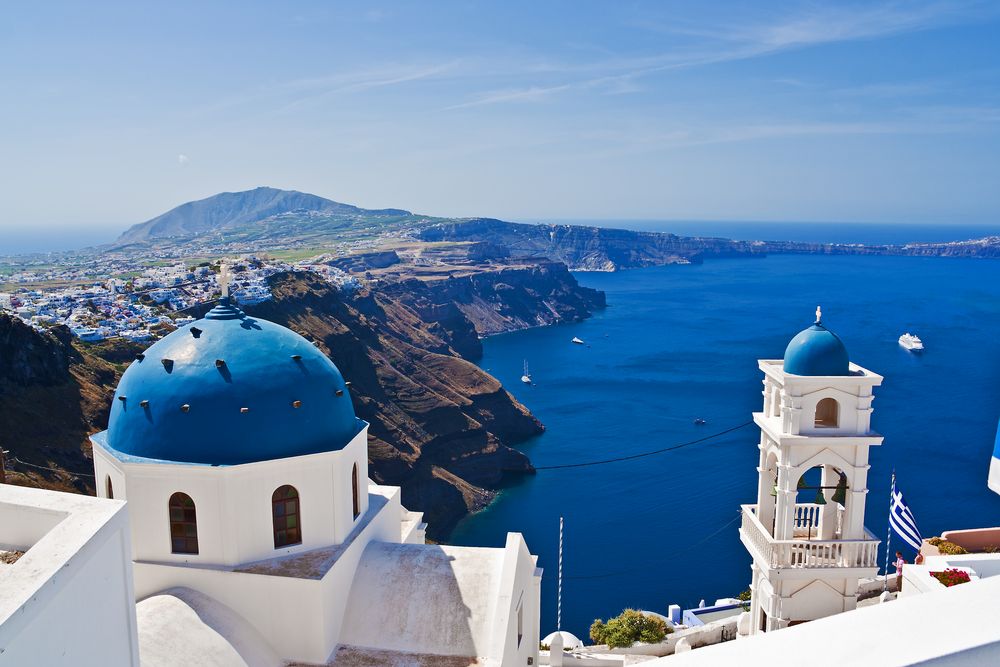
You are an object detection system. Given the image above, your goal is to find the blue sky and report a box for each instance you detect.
[2,0,999,238]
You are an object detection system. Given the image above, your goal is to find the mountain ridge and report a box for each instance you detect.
[117,186,411,244]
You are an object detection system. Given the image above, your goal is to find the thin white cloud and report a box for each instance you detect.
[443,1,997,109]
[177,154,189,165]
[191,61,461,117]
[443,83,574,110]
[275,62,460,113]
[578,109,1000,159]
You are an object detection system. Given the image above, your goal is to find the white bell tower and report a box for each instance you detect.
[741,308,883,634]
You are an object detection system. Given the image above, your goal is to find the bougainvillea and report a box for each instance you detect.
[930,569,971,587]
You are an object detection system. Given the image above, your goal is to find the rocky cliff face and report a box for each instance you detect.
[1,262,605,538]
[380,259,606,338]
[419,218,763,270]
[248,272,545,538]
[420,219,1000,270]
[0,314,136,492]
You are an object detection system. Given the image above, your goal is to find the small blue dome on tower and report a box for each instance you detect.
[783,307,851,376]
[104,298,360,465]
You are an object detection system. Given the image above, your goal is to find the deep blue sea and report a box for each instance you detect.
[449,224,1000,640]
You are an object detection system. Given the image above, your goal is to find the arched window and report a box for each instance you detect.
[168,492,199,554]
[272,485,302,548]
[106,476,114,499]
[815,398,839,428]
[352,463,360,519]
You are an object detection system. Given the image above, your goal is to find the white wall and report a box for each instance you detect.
[0,487,139,667]
[132,485,403,665]
[93,426,370,567]
[490,534,542,667]
[0,503,66,551]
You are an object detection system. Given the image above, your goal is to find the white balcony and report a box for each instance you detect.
[741,504,879,571]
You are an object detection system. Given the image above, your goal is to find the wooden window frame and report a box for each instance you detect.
[272,485,302,548]
[168,492,199,555]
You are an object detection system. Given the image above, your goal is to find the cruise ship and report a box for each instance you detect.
[899,332,924,351]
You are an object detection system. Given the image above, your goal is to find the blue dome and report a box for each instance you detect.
[783,315,851,377]
[104,300,360,465]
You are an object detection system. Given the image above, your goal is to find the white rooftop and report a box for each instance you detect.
[658,574,1000,666]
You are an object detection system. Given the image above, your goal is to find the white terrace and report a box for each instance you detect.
[741,502,880,571]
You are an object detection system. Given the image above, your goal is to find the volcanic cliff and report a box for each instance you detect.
[0,262,604,538]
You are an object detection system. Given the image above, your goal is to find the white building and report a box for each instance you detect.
[0,485,139,666]
[2,288,541,666]
[638,312,1000,666]
[742,308,882,632]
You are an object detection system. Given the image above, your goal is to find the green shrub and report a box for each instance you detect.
[927,537,943,546]
[937,541,968,555]
[589,609,670,649]
[737,588,752,611]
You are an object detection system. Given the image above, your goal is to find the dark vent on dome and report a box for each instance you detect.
[135,353,145,361]
[118,395,127,402]
[291,354,302,361]
[335,389,344,397]
[215,359,226,368]
[161,358,174,372]
[189,327,202,338]
[139,400,149,408]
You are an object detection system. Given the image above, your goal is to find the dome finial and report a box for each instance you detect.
[815,305,822,324]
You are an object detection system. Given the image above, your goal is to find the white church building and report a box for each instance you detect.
[1,283,541,667]
[742,307,882,632]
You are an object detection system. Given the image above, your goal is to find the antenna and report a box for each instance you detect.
[557,516,564,631]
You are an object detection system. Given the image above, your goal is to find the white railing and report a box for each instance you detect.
[791,503,844,539]
[792,503,821,533]
[741,505,879,570]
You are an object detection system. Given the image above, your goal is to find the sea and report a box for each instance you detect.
[449,221,1000,639]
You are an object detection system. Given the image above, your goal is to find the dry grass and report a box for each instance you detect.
[0,550,25,565]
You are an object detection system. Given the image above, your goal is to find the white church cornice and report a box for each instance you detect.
[753,413,884,447]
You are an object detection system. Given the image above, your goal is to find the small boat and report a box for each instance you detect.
[521,360,532,385]
[898,333,924,352]
[571,337,585,345]
[694,418,707,426]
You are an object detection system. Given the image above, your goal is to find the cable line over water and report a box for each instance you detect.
[533,420,755,471]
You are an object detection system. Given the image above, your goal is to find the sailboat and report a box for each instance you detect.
[521,360,532,385]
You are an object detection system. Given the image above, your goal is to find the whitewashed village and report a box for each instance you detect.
[3,258,1000,666]
[1,256,359,343]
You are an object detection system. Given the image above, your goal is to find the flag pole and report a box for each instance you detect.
[883,470,895,592]
[557,516,564,631]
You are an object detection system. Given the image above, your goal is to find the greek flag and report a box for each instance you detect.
[889,479,922,551]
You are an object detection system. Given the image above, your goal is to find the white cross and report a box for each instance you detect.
[816,305,822,323]
[219,260,232,299]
